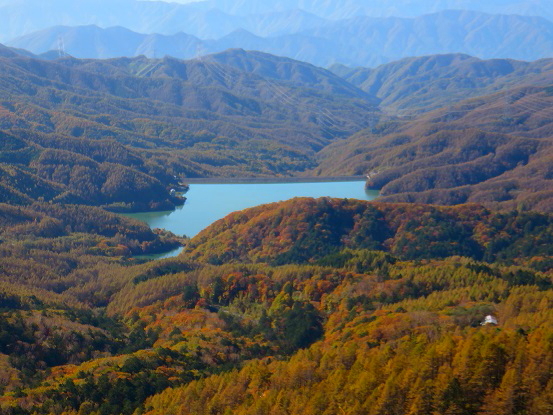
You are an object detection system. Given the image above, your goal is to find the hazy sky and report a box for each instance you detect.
[148,0,202,3]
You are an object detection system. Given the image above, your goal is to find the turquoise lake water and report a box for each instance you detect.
[126,181,379,250]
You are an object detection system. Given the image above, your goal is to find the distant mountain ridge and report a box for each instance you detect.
[332,53,553,115]
[0,0,328,42]
[9,10,553,67]
[299,10,553,66]
[203,0,553,20]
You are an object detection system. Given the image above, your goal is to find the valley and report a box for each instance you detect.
[3,46,553,214]
[2,1,553,413]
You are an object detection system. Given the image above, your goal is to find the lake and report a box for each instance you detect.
[126,180,379,246]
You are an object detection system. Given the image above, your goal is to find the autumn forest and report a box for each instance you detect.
[2,6,553,414]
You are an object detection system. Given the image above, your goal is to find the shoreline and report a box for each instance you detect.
[124,180,378,260]
[183,176,367,185]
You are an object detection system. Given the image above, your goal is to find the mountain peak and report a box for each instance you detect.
[201,48,376,102]
[221,28,260,40]
[0,42,17,57]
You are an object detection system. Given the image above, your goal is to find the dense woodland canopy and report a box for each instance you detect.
[3,40,553,415]
[1,199,553,414]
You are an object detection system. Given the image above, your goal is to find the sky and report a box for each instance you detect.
[146,0,202,3]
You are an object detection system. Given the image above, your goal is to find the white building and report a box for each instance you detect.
[482,315,498,326]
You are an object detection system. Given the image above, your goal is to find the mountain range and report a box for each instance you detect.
[2,0,553,43]
[5,42,553,212]
[4,2,553,414]
[332,53,553,115]
[9,10,553,67]
[202,0,553,20]
[316,80,553,211]
[0,46,379,209]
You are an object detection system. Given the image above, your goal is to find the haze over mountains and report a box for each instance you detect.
[2,0,553,42]
[8,10,553,67]
[200,0,553,20]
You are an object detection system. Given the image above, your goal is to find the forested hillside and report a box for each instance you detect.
[3,2,553,414]
[2,198,553,414]
[316,82,553,212]
[5,44,553,213]
[187,198,553,266]
[0,47,378,210]
[332,53,553,115]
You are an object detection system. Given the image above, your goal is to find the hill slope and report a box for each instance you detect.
[316,84,553,212]
[333,54,553,115]
[0,48,379,208]
[2,198,553,414]
[186,197,553,265]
